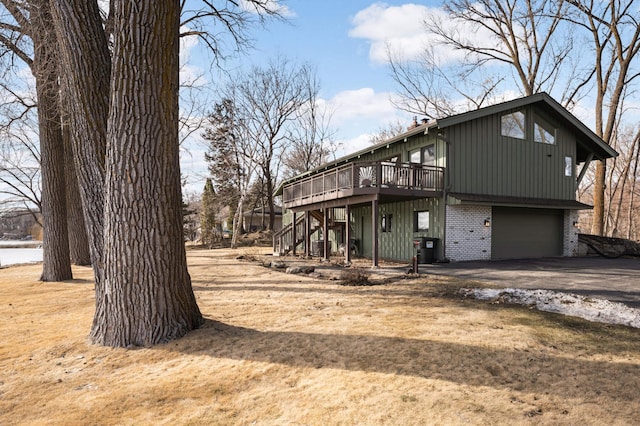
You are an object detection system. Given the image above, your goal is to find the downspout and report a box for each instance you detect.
[434,128,453,262]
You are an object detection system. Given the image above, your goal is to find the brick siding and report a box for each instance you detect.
[563,209,579,256]
[445,205,492,261]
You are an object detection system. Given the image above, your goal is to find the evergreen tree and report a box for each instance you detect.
[200,178,218,247]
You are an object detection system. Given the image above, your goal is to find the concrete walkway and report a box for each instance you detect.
[424,256,640,308]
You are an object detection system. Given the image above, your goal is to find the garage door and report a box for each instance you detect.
[491,207,563,260]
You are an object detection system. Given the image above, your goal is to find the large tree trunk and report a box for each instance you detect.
[591,161,606,236]
[90,0,202,346]
[265,169,275,231]
[62,120,91,266]
[51,0,110,287]
[32,0,72,282]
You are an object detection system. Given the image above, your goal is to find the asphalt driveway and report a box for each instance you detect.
[425,256,640,308]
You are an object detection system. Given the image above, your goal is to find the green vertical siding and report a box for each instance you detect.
[447,105,577,200]
[351,197,445,263]
[345,132,441,165]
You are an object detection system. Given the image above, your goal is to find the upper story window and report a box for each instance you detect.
[423,145,435,166]
[501,110,526,139]
[409,144,435,166]
[534,118,556,145]
[564,156,573,177]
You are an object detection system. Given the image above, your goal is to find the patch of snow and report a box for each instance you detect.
[0,240,41,247]
[460,287,640,329]
[0,248,43,267]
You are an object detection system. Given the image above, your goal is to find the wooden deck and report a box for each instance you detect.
[283,161,445,209]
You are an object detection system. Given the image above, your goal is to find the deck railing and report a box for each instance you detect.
[283,161,444,206]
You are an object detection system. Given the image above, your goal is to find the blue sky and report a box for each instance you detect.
[180,1,445,193]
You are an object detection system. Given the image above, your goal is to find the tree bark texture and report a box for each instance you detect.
[51,0,110,284]
[591,161,606,236]
[91,0,202,346]
[32,0,72,281]
[62,119,91,265]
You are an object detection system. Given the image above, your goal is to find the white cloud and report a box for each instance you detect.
[326,87,402,126]
[349,3,431,63]
[349,2,496,65]
[335,133,376,158]
[240,0,295,18]
[569,99,597,133]
[180,136,209,196]
[179,27,208,87]
[322,87,413,158]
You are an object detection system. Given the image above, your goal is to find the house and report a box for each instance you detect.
[242,206,283,232]
[273,93,618,266]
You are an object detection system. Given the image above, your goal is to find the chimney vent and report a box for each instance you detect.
[407,116,419,130]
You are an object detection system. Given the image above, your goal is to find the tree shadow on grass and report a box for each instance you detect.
[166,318,640,403]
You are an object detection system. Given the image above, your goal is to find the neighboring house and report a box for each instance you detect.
[243,206,283,233]
[273,93,618,266]
[219,205,283,234]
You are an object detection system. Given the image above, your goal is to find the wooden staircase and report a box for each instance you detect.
[273,208,348,256]
[273,214,318,256]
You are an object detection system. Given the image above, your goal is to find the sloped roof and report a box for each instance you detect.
[278,93,617,191]
[436,92,618,161]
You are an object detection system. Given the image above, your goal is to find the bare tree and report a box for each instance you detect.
[435,0,576,98]
[58,0,202,347]
[565,0,640,236]
[389,0,578,118]
[180,0,286,68]
[282,68,337,178]
[228,58,313,230]
[388,46,503,118]
[0,0,74,281]
[61,114,90,265]
[50,0,109,291]
[369,119,408,145]
[625,138,640,239]
[0,111,41,215]
[0,1,92,267]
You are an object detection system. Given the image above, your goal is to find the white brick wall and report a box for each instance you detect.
[445,205,492,261]
[563,209,580,256]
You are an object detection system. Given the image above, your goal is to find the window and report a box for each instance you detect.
[423,145,435,166]
[534,118,556,144]
[414,211,429,232]
[381,214,393,232]
[409,145,435,165]
[501,110,526,139]
[565,156,573,177]
[409,149,421,164]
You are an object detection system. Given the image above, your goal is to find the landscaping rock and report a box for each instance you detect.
[285,265,315,274]
[579,233,640,258]
[270,260,287,269]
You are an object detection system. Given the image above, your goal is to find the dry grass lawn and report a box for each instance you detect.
[1,247,639,425]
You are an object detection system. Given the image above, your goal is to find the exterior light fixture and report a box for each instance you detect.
[484,219,491,227]
[573,221,579,228]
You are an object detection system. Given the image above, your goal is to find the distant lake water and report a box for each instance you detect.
[0,241,43,267]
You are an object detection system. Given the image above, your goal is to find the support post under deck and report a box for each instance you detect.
[372,198,379,268]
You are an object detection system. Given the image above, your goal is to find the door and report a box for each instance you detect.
[491,207,564,259]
